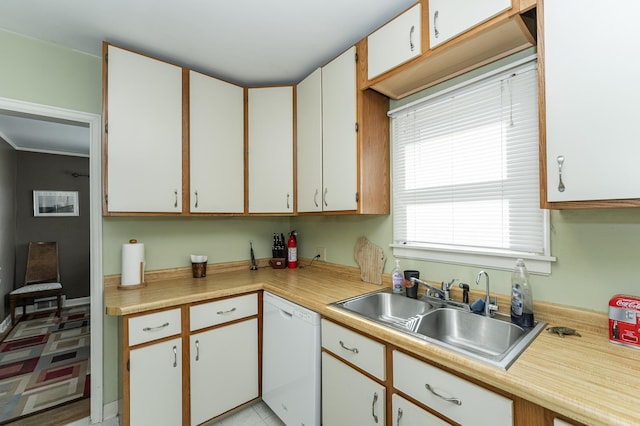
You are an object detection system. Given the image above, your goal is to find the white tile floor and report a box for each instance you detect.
[205,401,285,426]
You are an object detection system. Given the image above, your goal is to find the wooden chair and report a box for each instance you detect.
[9,242,63,325]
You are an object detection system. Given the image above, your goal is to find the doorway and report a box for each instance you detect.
[0,97,103,423]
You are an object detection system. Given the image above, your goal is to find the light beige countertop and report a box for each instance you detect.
[105,261,640,426]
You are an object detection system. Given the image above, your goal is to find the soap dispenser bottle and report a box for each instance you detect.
[392,260,403,294]
[511,258,534,327]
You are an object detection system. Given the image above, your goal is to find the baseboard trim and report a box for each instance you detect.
[64,400,119,426]
[0,315,10,334]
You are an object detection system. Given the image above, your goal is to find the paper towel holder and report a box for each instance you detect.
[118,239,148,290]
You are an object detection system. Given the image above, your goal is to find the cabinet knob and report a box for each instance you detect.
[433,10,440,38]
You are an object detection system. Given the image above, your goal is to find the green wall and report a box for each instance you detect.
[5,28,640,412]
[292,210,640,313]
[0,29,101,113]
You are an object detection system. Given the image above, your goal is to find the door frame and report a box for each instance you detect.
[0,97,104,423]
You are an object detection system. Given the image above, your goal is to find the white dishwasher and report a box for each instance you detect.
[263,292,321,426]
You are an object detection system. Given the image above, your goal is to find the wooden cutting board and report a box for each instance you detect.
[354,237,386,285]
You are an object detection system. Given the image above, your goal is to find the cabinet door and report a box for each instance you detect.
[368,4,422,80]
[392,394,449,426]
[129,338,182,425]
[322,47,358,212]
[428,0,511,48]
[297,68,323,213]
[543,0,640,202]
[190,319,258,425]
[106,45,183,212]
[322,352,385,426]
[248,86,294,213]
[189,71,244,213]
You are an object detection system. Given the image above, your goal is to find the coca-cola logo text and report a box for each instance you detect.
[616,299,640,310]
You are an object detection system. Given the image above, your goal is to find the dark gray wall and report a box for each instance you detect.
[15,151,89,300]
[0,139,16,320]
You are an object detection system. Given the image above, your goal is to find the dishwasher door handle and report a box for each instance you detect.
[279,309,293,319]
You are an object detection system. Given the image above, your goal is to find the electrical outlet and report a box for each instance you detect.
[315,247,326,261]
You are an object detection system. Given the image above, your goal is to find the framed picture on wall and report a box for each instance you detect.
[33,190,79,217]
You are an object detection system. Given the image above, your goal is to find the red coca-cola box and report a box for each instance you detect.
[609,294,640,349]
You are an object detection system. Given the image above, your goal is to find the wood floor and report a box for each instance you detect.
[3,398,90,426]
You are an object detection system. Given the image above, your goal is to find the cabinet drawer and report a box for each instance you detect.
[393,350,512,426]
[321,319,385,380]
[128,308,182,346]
[190,293,258,331]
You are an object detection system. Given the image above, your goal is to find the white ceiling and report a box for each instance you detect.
[0,0,417,156]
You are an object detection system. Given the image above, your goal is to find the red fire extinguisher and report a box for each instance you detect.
[287,231,297,269]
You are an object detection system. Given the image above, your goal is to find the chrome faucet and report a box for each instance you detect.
[411,277,447,300]
[475,271,498,317]
[441,278,458,300]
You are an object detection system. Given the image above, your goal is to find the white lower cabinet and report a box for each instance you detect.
[129,337,183,426]
[393,350,513,426]
[190,318,258,425]
[392,394,449,426]
[124,294,258,426]
[322,352,385,426]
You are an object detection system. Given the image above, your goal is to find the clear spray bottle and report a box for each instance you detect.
[511,259,534,327]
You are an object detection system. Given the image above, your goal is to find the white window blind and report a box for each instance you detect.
[390,59,553,273]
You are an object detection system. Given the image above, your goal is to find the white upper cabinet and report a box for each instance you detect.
[543,0,640,204]
[247,86,294,213]
[428,0,511,48]
[296,68,323,213]
[106,45,183,213]
[189,71,244,213]
[322,46,358,212]
[368,3,422,80]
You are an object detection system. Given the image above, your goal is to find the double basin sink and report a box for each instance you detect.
[331,289,546,369]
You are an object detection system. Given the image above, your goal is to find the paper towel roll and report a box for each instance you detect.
[121,240,145,286]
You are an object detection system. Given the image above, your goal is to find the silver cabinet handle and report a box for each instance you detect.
[286,192,290,209]
[397,407,403,426]
[409,25,415,51]
[371,392,379,423]
[323,188,328,207]
[339,340,359,354]
[172,345,177,368]
[195,339,200,362]
[433,10,440,39]
[194,190,199,208]
[314,188,319,208]
[142,322,169,332]
[173,189,178,208]
[216,307,237,315]
[425,383,462,405]
[557,155,566,192]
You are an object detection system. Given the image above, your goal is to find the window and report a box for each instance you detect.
[390,56,554,274]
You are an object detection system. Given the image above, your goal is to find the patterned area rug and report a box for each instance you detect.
[0,306,90,424]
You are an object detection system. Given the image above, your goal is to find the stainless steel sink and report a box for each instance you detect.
[332,289,546,369]
[411,307,545,368]
[337,290,434,330]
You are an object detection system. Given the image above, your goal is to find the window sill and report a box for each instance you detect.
[390,243,556,275]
